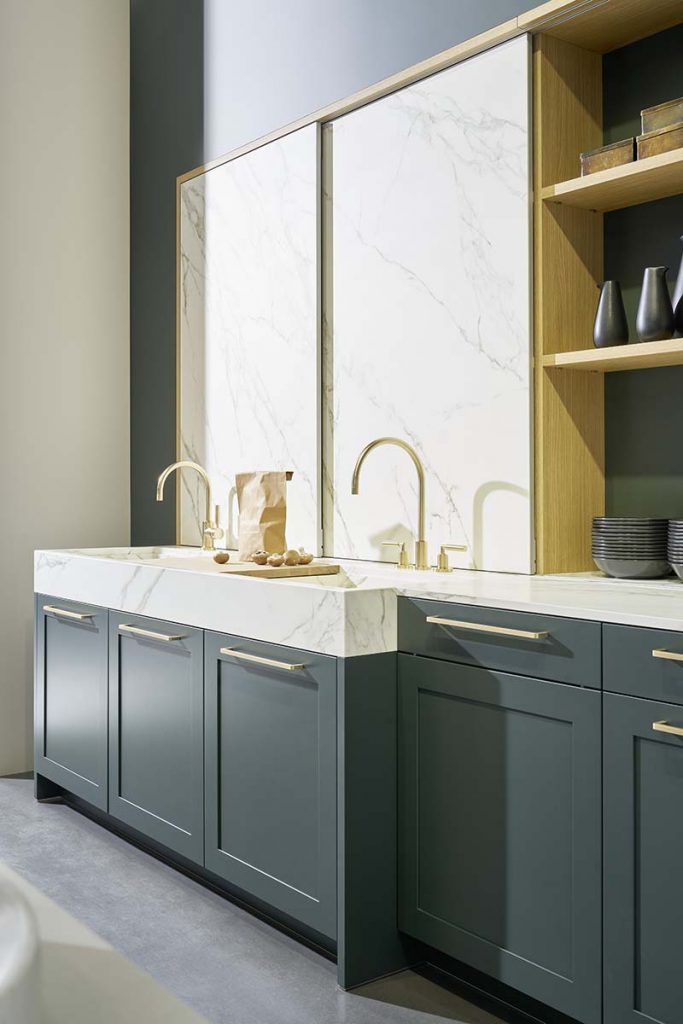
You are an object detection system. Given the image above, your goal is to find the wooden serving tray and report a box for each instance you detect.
[219,561,341,579]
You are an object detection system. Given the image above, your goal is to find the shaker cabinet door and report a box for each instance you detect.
[35,595,108,809]
[204,632,337,939]
[398,654,602,1024]
[604,693,683,1024]
[108,612,204,863]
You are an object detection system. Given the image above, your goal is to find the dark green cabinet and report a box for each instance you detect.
[109,612,204,863]
[204,631,337,939]
[604,692,683,1024]
[398,653,602,1024]
[34,596,108,810]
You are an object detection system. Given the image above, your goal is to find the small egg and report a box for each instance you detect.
[252,551,268,565]
[213,551,230,564]
[267,553,284,567]
[298,550,313,565]
[283,549,301,566]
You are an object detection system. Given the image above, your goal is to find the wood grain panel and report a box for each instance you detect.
[533,34,604,574]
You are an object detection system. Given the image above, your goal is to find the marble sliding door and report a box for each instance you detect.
[323,36,533,573]
[178,124,320,552]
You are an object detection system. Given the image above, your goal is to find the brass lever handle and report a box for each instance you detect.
[220,648,305,671]
[43,605,96,622]
[653,720,683,737]
[119,624,186,642]
[426,615,549,641]
[435,544,468,573]
[652,649,683,662]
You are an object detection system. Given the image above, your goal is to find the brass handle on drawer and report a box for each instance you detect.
[119,624,186,642]
[219,648,305,671]
[43,605,96,621]
[653,721,683,738]
[425,615,549,641]
[652,649,683,663]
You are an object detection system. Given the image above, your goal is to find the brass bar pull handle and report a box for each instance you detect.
[653,720,683,738]
[43,605,96,622]
[652,649,683,663]
[119,624,185,642]
[219,648,305,672]
[426,615,549,641]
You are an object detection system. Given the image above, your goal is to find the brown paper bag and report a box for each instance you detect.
[235,471,288,561]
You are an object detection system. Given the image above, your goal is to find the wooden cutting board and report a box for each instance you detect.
[219,561,341,579]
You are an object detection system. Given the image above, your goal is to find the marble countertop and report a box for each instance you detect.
[35,547,683,657]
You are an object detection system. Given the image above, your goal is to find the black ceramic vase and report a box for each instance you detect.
[672,237,683,337]
[635,266,674,342]
[593,280,629,347]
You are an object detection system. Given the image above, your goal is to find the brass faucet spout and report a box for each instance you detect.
[351,437,429,569]
[156,460,221,551]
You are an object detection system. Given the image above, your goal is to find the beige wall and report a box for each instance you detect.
[0,0,130,773]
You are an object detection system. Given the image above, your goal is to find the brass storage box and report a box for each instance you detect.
[637,121,683,160]
[580,138,634,175]
[641,96,683,134]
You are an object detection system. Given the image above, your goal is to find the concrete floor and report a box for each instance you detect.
[0,777,510,1024]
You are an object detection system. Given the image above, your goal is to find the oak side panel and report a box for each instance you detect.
[533,34,604,573]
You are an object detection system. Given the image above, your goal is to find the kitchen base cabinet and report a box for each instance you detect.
[398,654,602,1024]
[204,632,337,939]
[604,693,683,1024]
[108,612,204,863]
[34,596,108,810]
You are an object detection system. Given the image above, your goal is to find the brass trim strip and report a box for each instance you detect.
[652,648,683,663]
[219,648,305,672]
[43,605,96,622]
[119,624,186,643]
[653,720,683,738]
[426,615,549,640]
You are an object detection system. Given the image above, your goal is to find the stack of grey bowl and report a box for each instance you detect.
[667,521,683,580]
[592,517,671,578]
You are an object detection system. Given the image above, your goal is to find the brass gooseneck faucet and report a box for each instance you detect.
[351,437,429,570]
[156,460,223,552]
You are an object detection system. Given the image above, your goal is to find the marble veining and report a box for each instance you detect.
[35,549,683,661]
[179,124,320,553]
[322,36,532,573]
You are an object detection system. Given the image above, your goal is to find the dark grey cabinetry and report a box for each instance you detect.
[398,653,602,1024]
[604,692,683,1024]
[34,595,108,810]
[204,631,337,939]
[109,612,204,863]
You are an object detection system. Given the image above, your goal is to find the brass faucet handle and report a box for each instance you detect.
[435,543,468,573]
[381,540,411,569]
[201,505,225,551]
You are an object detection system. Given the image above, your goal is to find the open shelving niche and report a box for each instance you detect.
[532,3,683,575]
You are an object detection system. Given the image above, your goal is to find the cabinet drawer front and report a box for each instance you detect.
[399,655,602,1024]
[604,623,683,704]
[205,632,337,940]
[399,597,601,687]
[109,612,204,863]
[604,693,683,1024]
[35,595,108,809]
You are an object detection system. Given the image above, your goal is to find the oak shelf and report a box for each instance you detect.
[542,338,683,372]
[541,149,683,212]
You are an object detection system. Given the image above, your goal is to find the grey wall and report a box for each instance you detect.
[603,25,683,517]
[130,0,536,542]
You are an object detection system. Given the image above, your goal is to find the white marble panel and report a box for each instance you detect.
[179,125,320,552]
[323,36,533,573]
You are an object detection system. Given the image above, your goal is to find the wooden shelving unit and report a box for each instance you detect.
[542,149,683,212]
[543,339,683,372]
